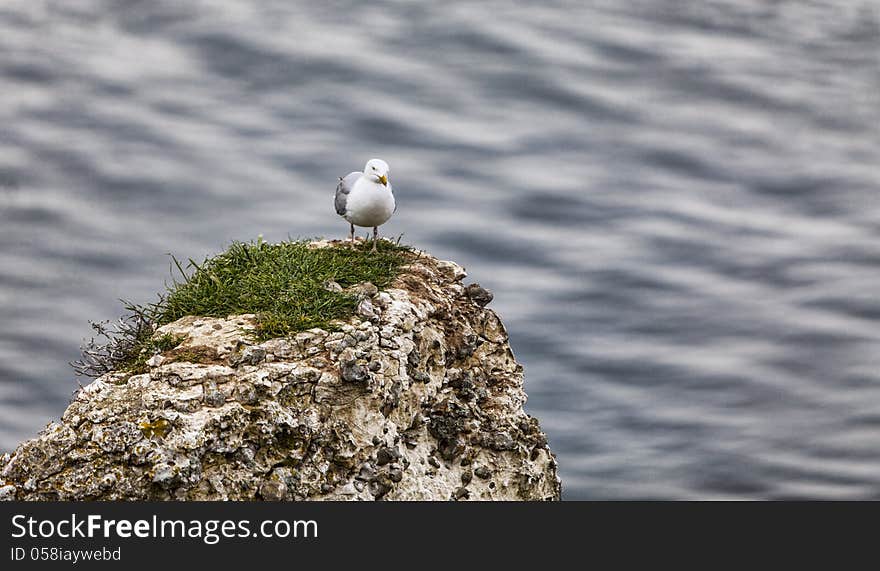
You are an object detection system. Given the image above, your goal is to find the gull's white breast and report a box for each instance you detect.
[344,177,395,227]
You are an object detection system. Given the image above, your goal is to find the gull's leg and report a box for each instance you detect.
[350,223,355,247]
[372,226,378,253]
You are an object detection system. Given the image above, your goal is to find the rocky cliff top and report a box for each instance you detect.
[0,240,560,501]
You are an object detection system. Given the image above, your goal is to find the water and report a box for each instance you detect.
[1,1,878,499]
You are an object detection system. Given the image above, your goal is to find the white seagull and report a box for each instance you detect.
[335,158,396,252]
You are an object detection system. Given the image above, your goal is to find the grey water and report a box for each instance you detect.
[1,0,879,499]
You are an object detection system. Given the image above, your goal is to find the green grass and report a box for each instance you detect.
[157,237,412,340]
[73,238,414,378]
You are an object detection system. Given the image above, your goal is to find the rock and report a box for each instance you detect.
[155,315,258,359]
[0,243,560,501]
[465,283,494,307]
[323,280,343,293]
[341,363,369,383]
[260,480,287,501]
[436,260,467,281]
[376,447,399,466]
[357,298,377,320]
[230,345,266,367]
[351,282,379,298]
[202,381,226,407]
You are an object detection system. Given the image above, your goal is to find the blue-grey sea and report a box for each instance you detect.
[1,1,879,499]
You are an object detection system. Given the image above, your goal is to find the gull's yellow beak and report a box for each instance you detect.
[378,175,388,186]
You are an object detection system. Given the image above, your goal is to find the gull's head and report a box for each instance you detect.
[364,158,390,186]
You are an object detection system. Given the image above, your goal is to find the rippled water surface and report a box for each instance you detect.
[1,1,879,499]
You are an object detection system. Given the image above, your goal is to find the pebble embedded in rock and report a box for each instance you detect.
[488,432,516,451]
[376,447,398,466]
[233,383,257,405]
[354,282,378,297]
[341,363,369,383]
[357,299,377,319]
[202,382,226,407]
[369,479,392,499]
[237,345,266,366]
[474,466,491,479]
[100,473,118,488]
[465,283,494,307]
[357,465,376,481]
[260,480,287,501]
[437,438,465,461]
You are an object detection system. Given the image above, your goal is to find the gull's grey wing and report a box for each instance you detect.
[334,171,361,216]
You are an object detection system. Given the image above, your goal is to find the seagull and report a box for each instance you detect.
[335,159,396,252]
